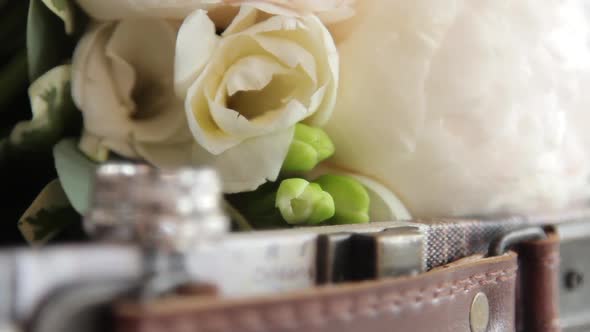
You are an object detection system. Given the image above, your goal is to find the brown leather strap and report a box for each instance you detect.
[517,232,561,332]
[114,253,518,332]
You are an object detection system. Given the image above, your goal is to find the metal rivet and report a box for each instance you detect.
[470,292,490,332]
[565,270,584,291]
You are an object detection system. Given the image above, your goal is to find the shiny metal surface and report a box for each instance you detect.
[470,292,490,332]
[316,232,354,284]
[350,226,426,280]
[558,221,590,332]
[28,280,136,332]
[376,227,425,278]
[0,254,15,332]
[133,168,229,298]
[84,163,153,241]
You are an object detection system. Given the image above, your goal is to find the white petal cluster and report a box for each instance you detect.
[326,0,590,217]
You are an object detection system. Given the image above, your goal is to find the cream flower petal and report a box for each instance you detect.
[106,20,176,84]
[234,14,338,126]
[105,48,137,111]
[223,55,287,96]
[307,84,328,114]
[191,126,295,193]
[222,5,258,35]
[71,23,110,109]
[303,16,339,126]
[102,137,137,158]
[131,99,193,144]
[78,131,110,162]
[225,1,297,17]
[175,9,219,98]
[75,0,215,20]
[252,35,317,85]
[185,65,244,154]
[238,13,304,34]
[221,0,357,23]
[73,19,190,161]
[135,140,194,169]
[209,98,307,138]
[72,24,134,143]
[105,19,185,143]
[208,57,308,140]
[315,6,356,24]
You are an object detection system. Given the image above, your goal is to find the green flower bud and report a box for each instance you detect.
[281,124,335,173]
[276,178,335,225]
[314,174,370,224]
[226,182,287,229]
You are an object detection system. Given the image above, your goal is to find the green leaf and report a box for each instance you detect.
[0,2,28,58]
[54,138,98,214]
[41,0,74,34]
[27,0,72,81]
[18,179,80,245]
[0,49,28,111]
[7,64,81,152]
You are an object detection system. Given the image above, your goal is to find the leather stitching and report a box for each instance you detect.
[146,267,517,332]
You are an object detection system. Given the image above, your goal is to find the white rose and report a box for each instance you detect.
[176,6,339,192]
[72,19,193,167]
[326,0,590,218]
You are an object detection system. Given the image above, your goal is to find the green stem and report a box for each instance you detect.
[0,49,28,111]
[222,199,254,231]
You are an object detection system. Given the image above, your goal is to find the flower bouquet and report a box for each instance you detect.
[5,0,590,244]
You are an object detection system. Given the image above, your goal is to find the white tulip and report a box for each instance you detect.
[72,19,193,167]
[177,6,339,193]
[326,0,590,218]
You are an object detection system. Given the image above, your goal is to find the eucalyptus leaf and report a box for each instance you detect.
[18,178,79,245]
[54,138,98,214]
[0,50,28,111]
[8,64,81,151]
[41,0,75,34]
[27,0,73,81]
[0,1,27,58]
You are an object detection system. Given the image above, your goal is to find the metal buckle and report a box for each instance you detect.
[486,221,590,332]
[488,227,547,256]
[556,220,590,331]
[316,226,425,284]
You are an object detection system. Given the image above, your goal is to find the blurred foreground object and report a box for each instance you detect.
[85,164,230,298]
